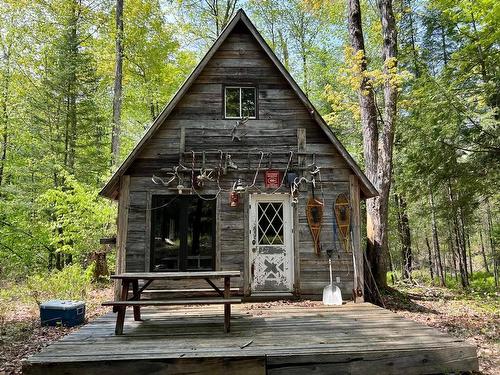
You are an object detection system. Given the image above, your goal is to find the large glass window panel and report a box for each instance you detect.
[151,196,181,271]
[241,88,256,118]
[186,198,215,271]
[225,87,240,118]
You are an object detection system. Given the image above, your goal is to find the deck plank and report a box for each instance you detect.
[23,302,478,375]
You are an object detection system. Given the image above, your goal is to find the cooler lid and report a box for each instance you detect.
[40,300,85,310]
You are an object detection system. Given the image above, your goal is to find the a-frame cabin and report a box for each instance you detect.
[23,10,479,375]
[100,9,378,300]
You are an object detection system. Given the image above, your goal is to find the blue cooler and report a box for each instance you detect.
[40,300,86,327]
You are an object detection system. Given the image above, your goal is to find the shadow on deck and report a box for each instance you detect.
[23,302,478,375]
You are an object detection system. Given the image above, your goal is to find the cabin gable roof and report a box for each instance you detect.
[100,9,378,199]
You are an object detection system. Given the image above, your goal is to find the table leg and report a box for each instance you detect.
[115,279,129,335]
[224,276,230,333]
[132,279,141,321]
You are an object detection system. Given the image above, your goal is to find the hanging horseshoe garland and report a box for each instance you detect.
[306,181,324,255]
[334,193,351,252]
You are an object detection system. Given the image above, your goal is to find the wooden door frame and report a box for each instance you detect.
[247,193,294,295]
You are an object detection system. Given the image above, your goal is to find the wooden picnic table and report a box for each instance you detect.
[103,271,241,335]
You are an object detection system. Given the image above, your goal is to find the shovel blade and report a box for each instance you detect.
[322,284,343,306]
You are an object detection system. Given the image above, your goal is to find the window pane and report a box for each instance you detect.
[257,202,284,245]
[241,88,256,118]
[186,197,215,271]
[225,87,240,118]
[151,196,181,271]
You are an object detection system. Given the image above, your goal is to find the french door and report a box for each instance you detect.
[150,195,216,272]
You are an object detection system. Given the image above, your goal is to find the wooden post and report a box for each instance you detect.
[243,192,250,297]
[115,279,130,335]
[114,175,130,301]
[349,175,364,302]
[144,193,151,272]
[224,276,231,333]
[297,128,307,192]
[132,279,141,321]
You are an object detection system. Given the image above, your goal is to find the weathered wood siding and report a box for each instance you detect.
[123,22,357,297]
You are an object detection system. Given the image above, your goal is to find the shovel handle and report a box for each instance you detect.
[329,258,333,286]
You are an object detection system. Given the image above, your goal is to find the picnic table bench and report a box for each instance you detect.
[102,271,241,335]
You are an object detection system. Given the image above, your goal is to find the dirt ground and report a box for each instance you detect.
[0,286,498,375]
[0,287,113,375]
[383,286,499,375]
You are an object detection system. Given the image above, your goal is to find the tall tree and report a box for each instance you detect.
[111,0,124,166]
[347,0,399,298]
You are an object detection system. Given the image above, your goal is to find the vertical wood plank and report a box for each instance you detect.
[297,129,307,192]
[115,175,130,300]
[115,280,130,335]
[293,201,301,296]
[216,196,222,270]
[179,127,186,164]
[243,192,250,296]
[224,276,231,333]
[349,174,364,302]
[144,192,151,272]
[131,279,141,321]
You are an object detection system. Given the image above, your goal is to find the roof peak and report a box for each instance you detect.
[99,9,378,199]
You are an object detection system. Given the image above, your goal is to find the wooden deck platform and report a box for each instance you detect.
[23,302,478,375]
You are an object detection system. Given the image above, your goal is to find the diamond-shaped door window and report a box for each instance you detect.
[258,202,284,245]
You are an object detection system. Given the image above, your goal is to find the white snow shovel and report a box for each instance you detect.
[323,249,342,305]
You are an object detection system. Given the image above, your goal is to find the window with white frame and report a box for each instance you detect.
[224,86,256,119]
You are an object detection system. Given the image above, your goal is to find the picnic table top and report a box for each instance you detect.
[110,271,241,280]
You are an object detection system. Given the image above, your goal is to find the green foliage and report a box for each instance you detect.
[0,0,497,296]
[37,172,115,263]
[26,264,92,305]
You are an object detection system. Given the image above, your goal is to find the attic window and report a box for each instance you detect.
[224,87,256,119]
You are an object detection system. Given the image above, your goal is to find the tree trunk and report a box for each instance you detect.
[348,0,399,304]
[395,193,412,280]
[0,50,9,187]
[486,199,498,286]
[428,186,445,285]
[302,47,309,96]
[479,228,490,273]
[447,181,468,287]
[453,222,467,287]
[447,220,457,281]
[425,236,434,282]
[111,0,124,166]
[440,23,448,66]
[458,206,469,283]
[466,232,473,277]
[66,1,78,174]
[388,246,395,284]
[278,30,289,70]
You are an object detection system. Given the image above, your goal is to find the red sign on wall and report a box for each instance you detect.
[265,170,281,189]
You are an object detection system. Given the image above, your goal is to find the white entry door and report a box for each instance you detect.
[249,194,293,293]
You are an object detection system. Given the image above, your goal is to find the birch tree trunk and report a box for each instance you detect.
[347,0,398,302]
[111,0,124,166]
